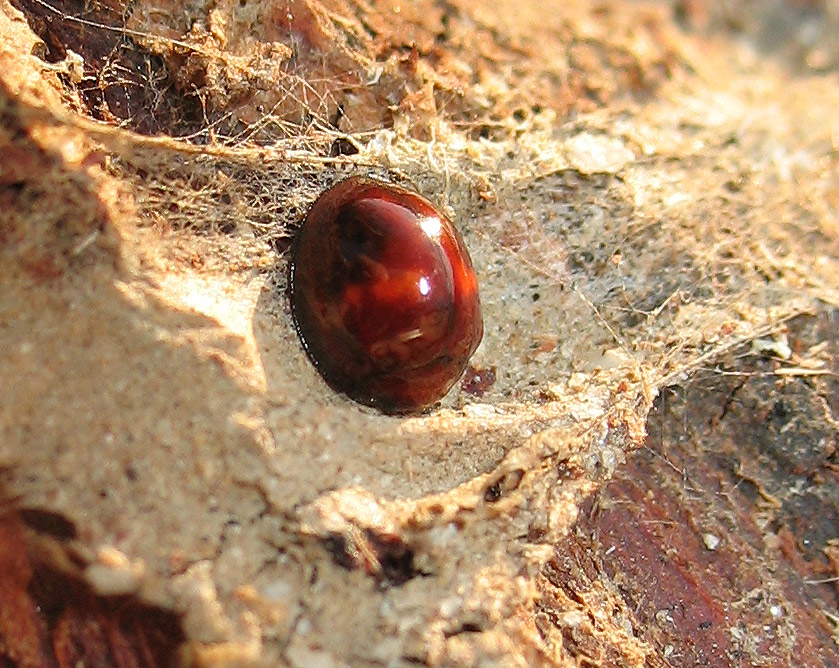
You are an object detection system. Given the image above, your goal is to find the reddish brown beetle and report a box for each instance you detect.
[290,177,483,412]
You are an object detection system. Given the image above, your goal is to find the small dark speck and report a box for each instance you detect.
[699,620,713,630]
[484,481,502,503]
[461,365,497,397]
[330,137,359,157]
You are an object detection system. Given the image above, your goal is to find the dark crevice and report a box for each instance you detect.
[0,504,188,668]
[18,507,77,541]
[322,530,426,587]
[10,0,206,137]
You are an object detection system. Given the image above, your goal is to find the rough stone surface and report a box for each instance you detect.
[1,0,838,666]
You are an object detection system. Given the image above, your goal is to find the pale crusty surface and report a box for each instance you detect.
[1,0,838,666]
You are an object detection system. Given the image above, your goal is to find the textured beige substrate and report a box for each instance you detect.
[2,0,838,665]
